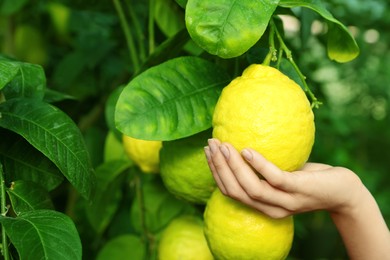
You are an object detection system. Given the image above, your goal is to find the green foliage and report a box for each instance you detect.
[185,0,279,58]
[115,56,231,140]
[0,210,82,260]
[279,0,360,62]
[0,0,389,259]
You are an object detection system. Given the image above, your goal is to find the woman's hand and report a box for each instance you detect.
[204,138,390,260]
[204,138,363,218]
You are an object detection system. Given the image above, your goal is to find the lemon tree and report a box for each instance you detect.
[0,0,363,260]
[213,64,315,171]
[204,189,294,260]
[158,215,213,260]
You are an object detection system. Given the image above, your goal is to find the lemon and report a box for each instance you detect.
[160,130,216,204]
[204,189,294,260]
[158,215,214,260]
[122,135,162,173]
[212,64,315,171]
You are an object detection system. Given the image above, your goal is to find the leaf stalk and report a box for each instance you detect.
[269,18,322,109]
[113,0,140,72]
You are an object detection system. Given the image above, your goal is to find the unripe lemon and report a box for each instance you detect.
[158,215,213,260]
[122,135,162,173]
[212,64,315,171]
[204,189,294,260]
[160,130,216,204]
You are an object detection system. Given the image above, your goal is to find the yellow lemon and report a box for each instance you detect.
[212,64,315,171]
[158,215,213,260]
[204,189,294,260]
[122,135,162,173]
[160,130,216,204]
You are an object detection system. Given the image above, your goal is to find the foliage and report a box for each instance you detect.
[0,0,389,259]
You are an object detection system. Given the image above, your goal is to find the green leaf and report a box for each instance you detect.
[104,131,127,162]
[185,0,279,58]
[278,0,360,62]
[0,210,82,260]
[105,86,124,138]
[43,89,76,103]
[0,98,95,200]
[0,60,19,89]
[7,180,54,214]
[131,177,196,234]
[278,58,306,89]
[153,0,201,56]
[0,59,46,99]
[155,0,186,37]
[96,235,146,260]
[115,56,231,141]
[0,132,64,190]
[175,0,187,9]
[86,160,132,234]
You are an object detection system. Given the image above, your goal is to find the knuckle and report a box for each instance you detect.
[226,190,243,201]
[246,189,264,201]
[266,210,290,219]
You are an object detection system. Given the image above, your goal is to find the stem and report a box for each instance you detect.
[126,0,147,62]
[262,24,276,66]
[134,172,153,258]
[0,163,10,260]
[270,19,322,109]
[112,0,140,71]
[148,0,155,54]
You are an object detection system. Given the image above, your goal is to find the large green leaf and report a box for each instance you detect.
[7,180,54,214]
[0,59,46,99]
[279,0,360,62]
[115,56,231,141]
[0,98,95,200]
[185,0,279,58]
[0,133,64,191]
[0,60,19,90]
[0,210,82,260]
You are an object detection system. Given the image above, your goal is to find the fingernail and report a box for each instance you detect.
[219,145,230,159]
[241,149,252,161]
[208,139,217,154]
[204,146,211,160]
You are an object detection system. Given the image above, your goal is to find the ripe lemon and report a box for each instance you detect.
[212,64,315,171]
[122,135,162,173]
[160,130,216,204]
[204,189,294,260]
[158,215,213,260]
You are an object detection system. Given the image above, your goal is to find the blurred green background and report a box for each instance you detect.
[1,0,389,259]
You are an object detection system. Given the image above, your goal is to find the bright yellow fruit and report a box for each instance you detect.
[204,189,294,260]
[160,130,216,204]
[158,215,214,260]
[122,135,162,173]
[212,64,315,171]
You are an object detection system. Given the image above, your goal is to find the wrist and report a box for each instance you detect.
[328,168,366,217]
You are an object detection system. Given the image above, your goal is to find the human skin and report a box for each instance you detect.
[204,138,390,260]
